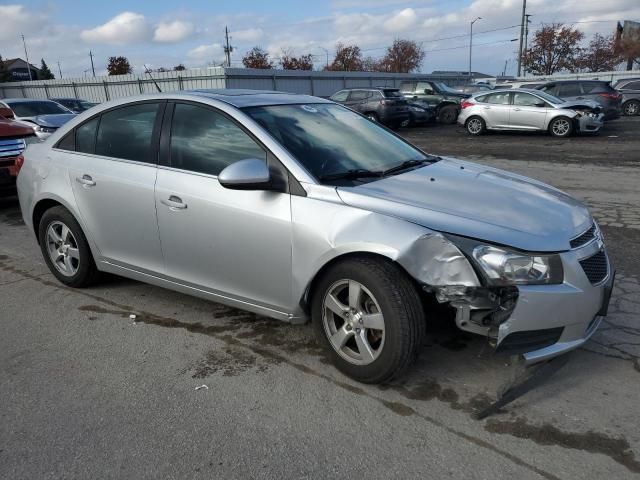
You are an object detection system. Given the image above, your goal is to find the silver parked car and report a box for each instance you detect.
[17,90,614,383]
[458,89,604,137]
[0,98,76,140]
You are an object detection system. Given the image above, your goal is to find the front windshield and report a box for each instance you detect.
[8,101,70,117]
[532,90,564,104]
[243,103,429,183]
[434,82,460,94]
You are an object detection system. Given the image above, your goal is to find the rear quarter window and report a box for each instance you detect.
[475,94,488,103]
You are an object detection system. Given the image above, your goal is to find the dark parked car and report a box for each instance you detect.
[329,88,409,128]
[0,107,36,197]
[407,102,436,126]
[536,80,622,121]
[51,98,98,113]
[399,80,468,124]
[612,78,640,116]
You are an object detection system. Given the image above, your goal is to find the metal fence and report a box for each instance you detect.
[0,67,475,102]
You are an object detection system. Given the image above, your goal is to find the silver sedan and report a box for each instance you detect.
[17,90,614,383]
[457,88,604,137]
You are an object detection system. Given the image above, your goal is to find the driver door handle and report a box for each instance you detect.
[513,107,522,111]
[76,174,96,187]
[161,195,188,210]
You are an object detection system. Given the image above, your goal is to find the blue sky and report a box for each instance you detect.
[1,1,638,78]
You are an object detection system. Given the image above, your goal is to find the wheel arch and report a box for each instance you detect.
[299,251,413,315]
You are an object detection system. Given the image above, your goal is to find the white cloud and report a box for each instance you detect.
[0,5,48,42]
[232,28,264,42]
[383,8,419,32]
[188,43,226,66]
[81,12,152,45]
[153,20,194,43]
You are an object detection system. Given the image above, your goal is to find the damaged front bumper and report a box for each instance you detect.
[414,232,613,364]
[575,112,605,133]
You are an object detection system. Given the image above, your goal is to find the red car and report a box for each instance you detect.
[0,106,35,197]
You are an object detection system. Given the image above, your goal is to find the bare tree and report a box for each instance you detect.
[577,34,621,72]
[378,39,424,73]
[521,24,584,75]
[325,43,363,71]
[173,64,186,71]
[242,47,274,69]
[280,49,314,70]
[107,56,132,75]
[615,22,640,71]
[362,56,382,72]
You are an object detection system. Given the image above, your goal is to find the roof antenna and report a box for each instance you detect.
[143,64,162,93]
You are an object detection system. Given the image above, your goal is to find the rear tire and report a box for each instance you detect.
[312,257,425,384]
[465,116,486,135]
[38,206,100,288]
[623,100,639,116]
[439,105,459,124]
[549,116,573,138]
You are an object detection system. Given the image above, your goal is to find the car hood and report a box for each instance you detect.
[336,158,591,252]
[18,114,76,128]
[0,117,35,137]
[557,99,601,110]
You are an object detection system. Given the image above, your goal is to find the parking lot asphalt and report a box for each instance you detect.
[1,117,639,480]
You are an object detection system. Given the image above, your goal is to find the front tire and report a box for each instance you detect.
[312,257,425,384]
[623,100,639,116]
[465,116,486,135]
[38,206,99,288]
[549,116,573,138]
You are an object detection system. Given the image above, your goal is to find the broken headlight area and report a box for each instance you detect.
[424,284,519,342]
[472,246,563,286]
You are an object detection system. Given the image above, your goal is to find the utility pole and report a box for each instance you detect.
[318,47,329,69]
[57,61,62,78]
[89,51,96,77]
[21,34,33,81]
[469,17,482,78]
[224,26,233,67]
[517,0,527,77]
[523,14,532,75]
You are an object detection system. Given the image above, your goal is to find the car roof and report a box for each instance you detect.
[542,80,608,84]
[187,89,332,107]
[50,97,78,101]
[2,98,60,103]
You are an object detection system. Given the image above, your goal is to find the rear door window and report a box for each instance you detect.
[330,90,349,102]
[624,81,640,90]
[582,82,614,94]
[557,83,582,97]
[95,103,160,163]
[513,92,542,106]
[75,117,100,154]
[348,90,370,101]
[399,82,416,93]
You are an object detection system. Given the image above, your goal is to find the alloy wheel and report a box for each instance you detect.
[322,279,385,365]
[45,221,80,277]
[552,118,570,136]
[624,102,639,116]
[467,118,483,134]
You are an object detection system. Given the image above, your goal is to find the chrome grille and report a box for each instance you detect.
[579,250,608,285]
[0,138,26,159]
[570,223,597,249]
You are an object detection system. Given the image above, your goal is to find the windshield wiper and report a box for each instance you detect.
[382,157,440,177]
[319,169,383,182]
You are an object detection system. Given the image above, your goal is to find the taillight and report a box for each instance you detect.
[461,100,474,109]
[599,92,621,100]
[15,154,24,174]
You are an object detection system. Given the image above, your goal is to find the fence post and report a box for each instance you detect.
[44,84,50,98]
[72,82,78,99]
[103,81,110,101]
[369,76,373,87]
[272,74,277,90]
[310,77,314,96]
[343,76,347,88]
[20,84,26,98]
[138,78,144,94]
[178,75,183,90]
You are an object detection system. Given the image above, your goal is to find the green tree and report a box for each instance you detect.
[38,59,55,80]
[107,56,132,75]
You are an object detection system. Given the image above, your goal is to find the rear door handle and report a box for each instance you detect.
[483,106,491,109]
[76,174,96,187]
[161,195,187,210]
[513,107,521,111]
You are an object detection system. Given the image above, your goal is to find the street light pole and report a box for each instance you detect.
[21,34,33,81]
[517,0,527,77]
[318,46,329,69]
[469,17,482,78]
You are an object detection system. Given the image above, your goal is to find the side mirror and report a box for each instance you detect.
[0,107,15,119]
[534,101,546,107]
[424,89,433,95]
[218,158,271,191]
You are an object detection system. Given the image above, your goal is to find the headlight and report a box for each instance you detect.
[472,245,563,285]
[409,106,425,112]
[34,125,56,134]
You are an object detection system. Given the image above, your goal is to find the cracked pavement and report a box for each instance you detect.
[1,117,639,479]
